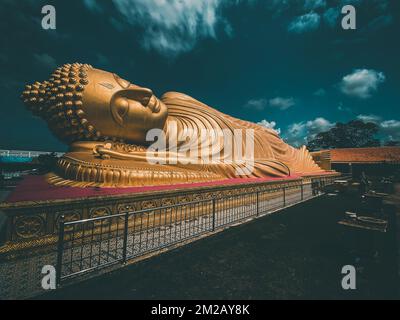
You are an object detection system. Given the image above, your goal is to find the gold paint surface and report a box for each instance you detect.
[22,63,328,187]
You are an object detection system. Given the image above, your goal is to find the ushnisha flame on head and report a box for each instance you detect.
[21,63,168,145]
[21,63,96,144]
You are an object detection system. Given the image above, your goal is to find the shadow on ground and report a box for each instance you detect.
[38,194,398,300]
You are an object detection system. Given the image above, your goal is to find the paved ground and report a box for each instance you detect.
[0,186,310,299]
[0,188,11,243]
[38,192,399,300]
[59,190,306,280]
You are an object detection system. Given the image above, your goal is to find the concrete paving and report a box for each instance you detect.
[0,187,313,299]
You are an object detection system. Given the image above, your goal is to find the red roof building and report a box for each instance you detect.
[330,147,400,163]
[311,147,400,176]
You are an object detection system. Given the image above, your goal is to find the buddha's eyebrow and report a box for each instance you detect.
[99,82,114,89]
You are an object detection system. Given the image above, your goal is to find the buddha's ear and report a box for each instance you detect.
[110,94,130,127]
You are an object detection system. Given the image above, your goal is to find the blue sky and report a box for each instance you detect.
[0,0,399,151]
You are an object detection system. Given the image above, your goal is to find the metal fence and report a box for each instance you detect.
[56,182,321,285]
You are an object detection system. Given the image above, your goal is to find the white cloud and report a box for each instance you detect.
[245,96,295,111]
[323,2,391,32]
[307,117,334,135]
[268,97,295,110]
[257,120,281,135]
[288,12,321,33]
[380,120,400,141]
[356,114,381,123]
[357,114,400,141]
[285,122,308,147]
[244,98,268,111]
[340,69,385,99]
[304,0,326,10]
[106,0,232,57]
[81,0,392,56]
[286,0,390,33]
[284,117,334,147]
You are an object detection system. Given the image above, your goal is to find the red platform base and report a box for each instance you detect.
[4,174,309,204]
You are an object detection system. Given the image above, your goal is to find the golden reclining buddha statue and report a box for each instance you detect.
[21,63,325,187]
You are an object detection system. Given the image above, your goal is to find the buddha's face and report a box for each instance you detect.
[82,68,168,144]
[21,63,168,145]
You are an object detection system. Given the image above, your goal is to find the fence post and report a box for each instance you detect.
[122,212,129,264]
[212,198,216,231]
[256,191,259,216]
[56,215,65,288]
[283,187,286,207]
[301,183,304,201]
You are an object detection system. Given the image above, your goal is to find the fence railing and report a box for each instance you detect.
[56,181,324,285]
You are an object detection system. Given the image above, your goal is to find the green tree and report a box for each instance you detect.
[307,120,380,151]
[384,140,400,146]
[34,152,59,173]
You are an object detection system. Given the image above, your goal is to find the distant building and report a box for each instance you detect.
[311,147,400,177]
[0,150,64,161]
[0,150,64,181]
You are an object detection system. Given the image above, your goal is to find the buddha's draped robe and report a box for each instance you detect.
[161,92,323,178]
[50,92,324,187]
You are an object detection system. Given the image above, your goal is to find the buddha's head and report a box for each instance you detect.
[21,63,168,144]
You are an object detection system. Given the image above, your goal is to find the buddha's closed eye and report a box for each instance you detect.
[99,82,115,90]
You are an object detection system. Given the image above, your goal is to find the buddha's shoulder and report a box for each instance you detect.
[161,91,202,104]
